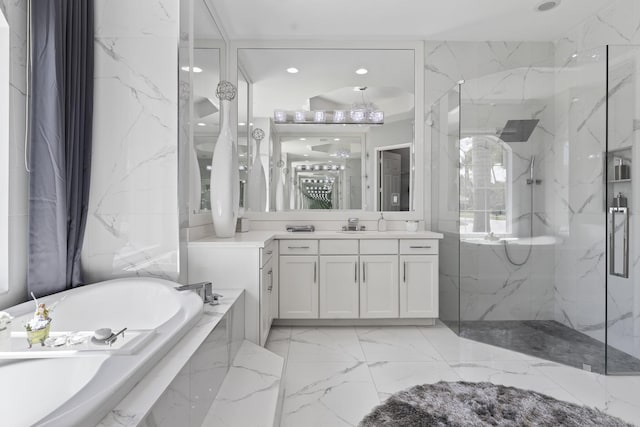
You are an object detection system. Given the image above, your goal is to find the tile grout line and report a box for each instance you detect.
[355,326,384,403]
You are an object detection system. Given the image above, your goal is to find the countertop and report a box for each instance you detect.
[189,230,444,248]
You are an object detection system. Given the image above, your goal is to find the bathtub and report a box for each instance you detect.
[0,278,203,427]
[461,235,562,246]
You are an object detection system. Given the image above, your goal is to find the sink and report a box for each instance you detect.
[337,230,368,234]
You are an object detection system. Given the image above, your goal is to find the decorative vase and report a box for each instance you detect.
[189,139,202,213]
[248,128,267,212]
[210,81,239,238]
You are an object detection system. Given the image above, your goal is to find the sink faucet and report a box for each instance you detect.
[347,217,359,231]
[175,282,223,305]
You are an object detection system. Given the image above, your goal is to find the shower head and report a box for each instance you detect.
[498,119,540,143]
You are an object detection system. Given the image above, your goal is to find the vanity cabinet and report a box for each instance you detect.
[319,255,359,318]
[260,256,274,346]
[279,255,318,319]
[400,255,438,318]
[277,237,439,321]
[188,237,278,347]
[360,255,399,318]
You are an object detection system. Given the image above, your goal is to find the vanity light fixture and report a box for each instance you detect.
[274,110,287,123]
[181,66,203,73]
[294,111,306,123]
[355,68,368,75]
[333,110,346,123]
[274,88,383,125]
[286,67,299,74]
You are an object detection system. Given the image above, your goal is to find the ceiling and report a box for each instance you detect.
[212,0,613,42]
[239,48,415,119]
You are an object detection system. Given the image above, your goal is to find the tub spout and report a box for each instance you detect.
[175,281,213,303]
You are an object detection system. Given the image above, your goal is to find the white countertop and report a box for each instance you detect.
[98,289,244,427]
[189,230,444,248]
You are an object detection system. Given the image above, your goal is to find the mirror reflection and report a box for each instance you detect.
[192,48,220,212]
[183,0,224,217]
[238,47,416,212]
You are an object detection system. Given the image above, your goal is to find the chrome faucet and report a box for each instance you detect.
[175,281,223,305]
[347,217,359,231]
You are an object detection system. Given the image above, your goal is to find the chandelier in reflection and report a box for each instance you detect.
[274,87,384,125]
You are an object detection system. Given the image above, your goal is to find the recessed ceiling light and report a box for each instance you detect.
[238,122,246,126]
[536,0,560,12]
[299,138,306,141]
[197,122,206,127]
[286,67,299,74]
[355,68,368,75]
[180,66,203,73]
[304,154,309,157]
[333,138,340,141]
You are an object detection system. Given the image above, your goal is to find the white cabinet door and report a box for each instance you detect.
[319,256,359,318]
[259,258,274,346]
[279,256,319,319]
[400,255,438,318]
[360,255,399,318]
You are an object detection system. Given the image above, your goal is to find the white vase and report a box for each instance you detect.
[210,92,239,237]
[248,133,267,212]
[189,140,202,213]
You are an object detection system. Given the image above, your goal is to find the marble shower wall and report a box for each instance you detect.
[0,0,28,309]
[426,41,556,322]
[82,0,181,282]
[553,0,640,364]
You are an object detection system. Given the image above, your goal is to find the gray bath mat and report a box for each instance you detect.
[360,381,633,426]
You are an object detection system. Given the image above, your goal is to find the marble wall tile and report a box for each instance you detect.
[552,0,640,364]
[83,0,180,282]
[0,0,28,309]
[94,0,179,39]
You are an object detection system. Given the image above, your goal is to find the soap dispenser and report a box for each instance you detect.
[377,213,387,232]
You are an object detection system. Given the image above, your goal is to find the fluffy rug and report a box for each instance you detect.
[360,381,633,427]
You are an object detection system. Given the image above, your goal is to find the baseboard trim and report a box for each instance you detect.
[273,318,436,327]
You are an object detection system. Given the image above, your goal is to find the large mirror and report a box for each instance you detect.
[181,0,226,225]
[236,44,422,214]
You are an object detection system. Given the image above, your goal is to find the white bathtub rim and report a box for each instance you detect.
[1,277,203,427]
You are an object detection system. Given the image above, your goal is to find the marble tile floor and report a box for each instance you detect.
[265,323,640,427]
[459,320,640,375]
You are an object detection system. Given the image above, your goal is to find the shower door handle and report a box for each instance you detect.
[609,207,629,278]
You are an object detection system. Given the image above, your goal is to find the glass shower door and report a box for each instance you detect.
[431,85,461,334]
[606,45,640,375]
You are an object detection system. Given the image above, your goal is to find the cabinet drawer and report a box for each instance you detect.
[280,239,319,255]
[359,239,398,255]
[320,239,358,255]
[400,239,438,255]
[260,240,276,267]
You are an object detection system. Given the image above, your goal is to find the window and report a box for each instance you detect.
[459,136,512,235]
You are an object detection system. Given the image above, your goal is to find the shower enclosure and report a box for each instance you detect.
[432,45,640,375]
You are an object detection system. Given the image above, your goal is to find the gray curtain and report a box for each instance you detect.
[28,0,94,297]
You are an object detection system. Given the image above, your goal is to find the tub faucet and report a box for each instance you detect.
[175,282,222,305]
